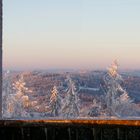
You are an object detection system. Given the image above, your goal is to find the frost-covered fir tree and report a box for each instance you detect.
[8,75,32,118]
[49,86,62,117]
[103,60,133,117]
[61,78,79,118]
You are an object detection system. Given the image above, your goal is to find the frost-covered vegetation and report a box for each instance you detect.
[2,61,140,119]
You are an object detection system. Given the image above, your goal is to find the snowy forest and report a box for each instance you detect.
[2,61,140,119]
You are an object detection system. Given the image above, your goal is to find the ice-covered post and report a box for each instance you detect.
[0,0,2,119]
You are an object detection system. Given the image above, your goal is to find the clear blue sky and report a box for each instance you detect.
[3,0,140,70]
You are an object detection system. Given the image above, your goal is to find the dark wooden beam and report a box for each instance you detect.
[0,121,140,140]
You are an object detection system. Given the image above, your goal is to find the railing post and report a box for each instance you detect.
[0,0,2,119]
[44,127,48,140]
[68,127,71,140]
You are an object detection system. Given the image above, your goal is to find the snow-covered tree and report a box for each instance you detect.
[61,78,80,118]
[49,86,62,117]
[7,75,32,118]
[103,60,133,117]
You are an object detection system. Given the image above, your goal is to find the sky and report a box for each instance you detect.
[3,0,140,70]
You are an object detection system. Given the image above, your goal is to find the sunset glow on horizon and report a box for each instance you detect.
[3,0,140,70]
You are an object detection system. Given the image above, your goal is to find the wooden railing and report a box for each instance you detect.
[0,120,140,140]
